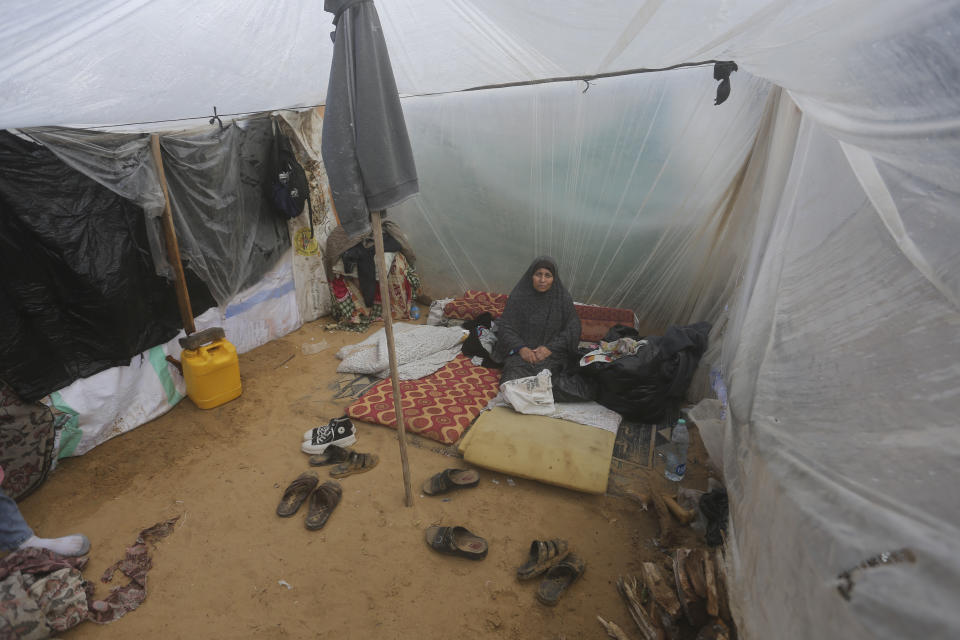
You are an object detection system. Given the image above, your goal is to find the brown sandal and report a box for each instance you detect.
[516,539,570,580]
[422,468,480,496]
[536,553,586,606]
[276,472,319,517]
[305,481,342,530]
[424,525,488,560]
[329,451,379,478]
[309,445,352,467]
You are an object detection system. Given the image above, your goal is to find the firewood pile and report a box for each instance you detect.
[600,548,733,640]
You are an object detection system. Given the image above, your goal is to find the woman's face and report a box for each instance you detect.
[532,267,554,292]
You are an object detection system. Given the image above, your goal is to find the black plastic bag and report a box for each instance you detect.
[582,322,711,422]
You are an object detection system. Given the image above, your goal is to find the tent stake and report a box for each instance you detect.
[150,134,195,335]
[371,210,414,507]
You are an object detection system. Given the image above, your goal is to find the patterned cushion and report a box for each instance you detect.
[442,290,508,320]
[346,354,501,444]
[574,304,636,342]
[442,290,634,342]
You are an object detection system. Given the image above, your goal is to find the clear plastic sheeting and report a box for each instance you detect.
[29,117,291,306]
[716,113,960,639]
[3,1,960,638]
[392,69,772,328]
[28,127,173,279]
[158,115,290,305]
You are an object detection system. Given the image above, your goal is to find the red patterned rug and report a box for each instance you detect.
[346,354,501,445]
[442,289,636,342]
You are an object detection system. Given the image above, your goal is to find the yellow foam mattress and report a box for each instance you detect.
[457,407,616,494]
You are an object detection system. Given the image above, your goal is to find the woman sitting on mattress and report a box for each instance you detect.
[493,256,595,401]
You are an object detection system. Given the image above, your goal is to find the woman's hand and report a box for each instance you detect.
[532,346,552,362]
[518,347,538,363]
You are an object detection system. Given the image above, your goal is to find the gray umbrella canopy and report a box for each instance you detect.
[321,0,419,238]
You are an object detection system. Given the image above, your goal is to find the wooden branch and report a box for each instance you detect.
[597,616,632,640]
[371,211,413,507]
[713,548,732,623]
[704,548,719,617]
[150,134,195,335]
[660,494,696,524]
[673,550,697,624]
[650,492,675,541]
[641,562,682,621]
[617,575,663,640]
[685,549,708,599]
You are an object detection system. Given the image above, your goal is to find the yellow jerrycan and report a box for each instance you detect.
[179,327,242,409]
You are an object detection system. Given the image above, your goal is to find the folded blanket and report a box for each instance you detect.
[336,324,468,380]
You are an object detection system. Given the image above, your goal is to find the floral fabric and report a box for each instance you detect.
[0,548,91,639]
[328,252,420,331]
[0,381,55,501]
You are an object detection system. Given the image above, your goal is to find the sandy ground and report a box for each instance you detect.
[18,317,717,640]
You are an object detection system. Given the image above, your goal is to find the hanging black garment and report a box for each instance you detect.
[341,233,404,306]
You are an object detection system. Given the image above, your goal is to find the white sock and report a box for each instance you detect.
[19,534,90,557]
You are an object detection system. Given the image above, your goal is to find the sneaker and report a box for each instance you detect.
[301,417,357,454]
[302,416,353,442]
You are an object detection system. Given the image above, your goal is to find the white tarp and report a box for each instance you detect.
[45,251,302,457]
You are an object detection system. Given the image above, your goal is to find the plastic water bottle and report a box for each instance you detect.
[664,418,689,481]
[409,304,420,320]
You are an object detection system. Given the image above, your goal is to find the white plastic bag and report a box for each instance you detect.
[427,298,454,326]
[500,370,555,416]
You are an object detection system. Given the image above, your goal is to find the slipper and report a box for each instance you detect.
[424,526,488,560]
[309,445,352,467]
[329,451,379,478]
[305,480,342,530]
[422,468,481,496]
[516,539,570,580]
[276,472,319,517]
[536,553,586,606]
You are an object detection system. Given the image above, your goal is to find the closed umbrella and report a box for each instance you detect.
[321,0,419,506]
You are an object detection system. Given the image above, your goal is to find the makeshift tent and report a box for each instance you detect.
[1,1,958,638]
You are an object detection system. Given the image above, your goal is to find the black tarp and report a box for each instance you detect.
[0,131,215,401]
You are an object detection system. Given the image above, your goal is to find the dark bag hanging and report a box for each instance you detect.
[270,121,315,237]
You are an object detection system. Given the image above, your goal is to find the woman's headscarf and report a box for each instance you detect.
[493,256,580,361]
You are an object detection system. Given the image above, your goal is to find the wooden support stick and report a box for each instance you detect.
[371,210,414,507]
[661,494,696,524]
[150,134,195,335]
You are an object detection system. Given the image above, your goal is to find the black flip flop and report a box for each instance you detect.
[305,481,342,530]
[536,553,586,606]
[516,539,570,580]
[276,472,319,517]
[424,525,488,560]
[422,468,481,496]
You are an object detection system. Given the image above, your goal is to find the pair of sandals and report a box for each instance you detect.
[276,472,342,530]
[421,469,486,560]
[517,539,586,606]
[308,445,379,478]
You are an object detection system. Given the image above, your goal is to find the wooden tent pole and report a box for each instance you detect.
[371,210,414,507]
[150,134,195,335]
